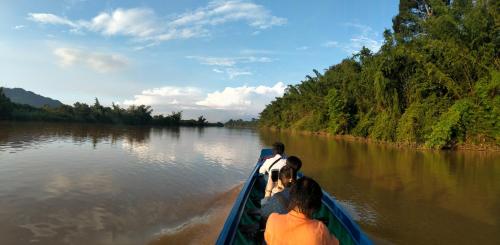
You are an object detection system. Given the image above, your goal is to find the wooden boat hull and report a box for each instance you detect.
[216,149,372,245]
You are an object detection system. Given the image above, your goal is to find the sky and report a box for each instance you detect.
[0,0,399,122]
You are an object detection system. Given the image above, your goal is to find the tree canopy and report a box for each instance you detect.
[225,118,259,128]
[0,90,221,127]
[260,0,499,149]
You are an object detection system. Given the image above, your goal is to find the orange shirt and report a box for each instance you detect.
[265,210,339,245]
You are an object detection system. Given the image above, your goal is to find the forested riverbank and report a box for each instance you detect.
[260,0,499,149]
[0,88,222,127]
[224,118,259,128]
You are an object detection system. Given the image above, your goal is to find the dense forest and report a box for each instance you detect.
[224,118,259,128]
[260,0,499,149]
[0,88,222,127]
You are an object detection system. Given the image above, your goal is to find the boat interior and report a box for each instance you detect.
[234,167,358,244]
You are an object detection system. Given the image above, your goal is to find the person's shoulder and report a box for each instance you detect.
[268,212,288,222]
[266,213,281,228]
[262,155,278,165]
[269,212,278,218]
[304,218,328,233]
[259,157,274,173]
[268,212,285,220]
[312,220,339,245]
[312,219,328,229]
[262,157,271,164]
[273,189,288,200]
[275,158,287,168]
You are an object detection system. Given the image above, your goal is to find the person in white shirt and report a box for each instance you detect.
[259,142,286,198]
[259,142,286,175]
[262,156,302,199]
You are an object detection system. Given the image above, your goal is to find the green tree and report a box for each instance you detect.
[197,116,207,125]
[0,87,13,119]
[260,0,499,149]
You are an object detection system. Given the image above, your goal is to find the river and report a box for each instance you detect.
[0,122,498,245]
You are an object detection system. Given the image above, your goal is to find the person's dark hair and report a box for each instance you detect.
[286,156,302,172]
[288,176,323,218]
[279,165,296,188]
[272,142,285,155]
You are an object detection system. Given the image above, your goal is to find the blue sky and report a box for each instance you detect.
[0,0,398,121]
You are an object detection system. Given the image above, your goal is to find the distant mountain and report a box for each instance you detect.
[1,87,64,108]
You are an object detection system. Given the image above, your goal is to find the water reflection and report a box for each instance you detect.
[259,129,500,244]
[2,122,497,244]
[0,122,263,245]
[0,122,150,151]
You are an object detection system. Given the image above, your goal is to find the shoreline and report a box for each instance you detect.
[0,119,223,128]
[3,120,498,152]
[259,127,500,153]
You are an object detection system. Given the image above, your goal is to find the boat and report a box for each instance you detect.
[216,149,373,245]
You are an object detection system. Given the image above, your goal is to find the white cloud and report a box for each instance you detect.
[225,68,252,79]
[123,86,204,108]
[29,9,161,39]
[347,36,381,53]
[13,25,26,30]
[88,8,159,38]
[170,0,286,30]
[322,41,339,48]
[143,86,201,97]
[54,48,129,73]
[245,56,273,63]
[122,82,286,121]
[27,1,286,46]
[296,46,309,50]
[196,82,285,111]
[323,23,382,54]
[212,67,252,79]
[186,55,272,67]
[188,55,272,78]
[28,13,78,27]
[186,56,237,66]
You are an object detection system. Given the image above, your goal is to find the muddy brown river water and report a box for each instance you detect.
[0,122,498,244]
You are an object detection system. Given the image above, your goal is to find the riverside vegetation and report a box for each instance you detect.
[260,0,499,149]
[224,118,259,128]
[0,89,222,127]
